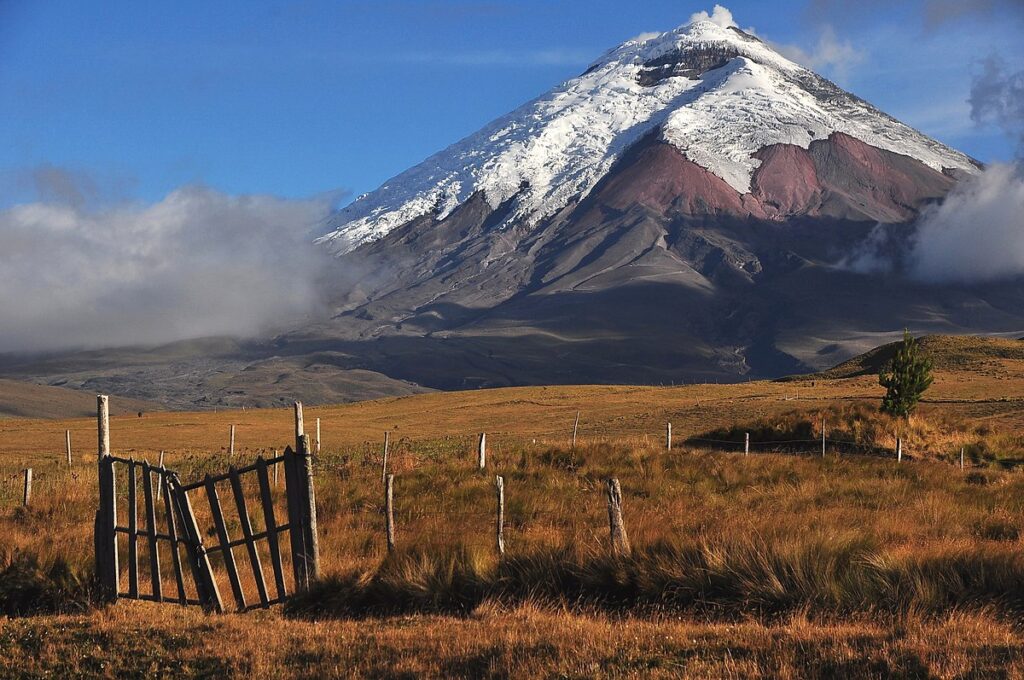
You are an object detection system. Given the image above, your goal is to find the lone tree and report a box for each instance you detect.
[879,330,933,418]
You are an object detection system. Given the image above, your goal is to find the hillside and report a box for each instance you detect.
[817,334,1024,379]
[0,379,160,420]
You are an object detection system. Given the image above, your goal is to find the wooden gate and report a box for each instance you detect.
[93,396,320,613]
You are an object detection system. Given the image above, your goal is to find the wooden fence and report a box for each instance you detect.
[94,396,319,613]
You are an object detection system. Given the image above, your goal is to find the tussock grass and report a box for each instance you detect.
[288,536,1024,620]
[0,550,94,616]
[694,401,1024,462]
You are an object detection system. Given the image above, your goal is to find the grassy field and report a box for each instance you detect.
[2,335,1024,678]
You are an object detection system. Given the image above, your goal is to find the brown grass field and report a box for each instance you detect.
[3,336,1024,678]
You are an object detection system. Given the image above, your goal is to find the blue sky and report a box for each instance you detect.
[1,0,1022,209]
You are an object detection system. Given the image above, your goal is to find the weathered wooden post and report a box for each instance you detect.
[478,433,487,470]
[960,447,965,470]
[66,430,72,468]
[316,418,321,454]
[299,434,319,583]
[22,468,32,506]
[495,475,505,558]
[605,478,631,556]
[385,473,396,553]
[284,433,319,591]
[98,394,110,459]
[95,394,119,600]
[381,431,390,484]
[229,424,236,457]
[294,401,304,449]
[572,411,580,448]
[897,437,903,462]
[274,451,280,487]
[666,422,672,451]
[744,432,750,456]
[821,417,826,457]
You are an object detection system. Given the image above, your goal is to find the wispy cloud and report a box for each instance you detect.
[772,25,865,83]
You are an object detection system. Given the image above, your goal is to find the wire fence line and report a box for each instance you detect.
[0,415,981,512]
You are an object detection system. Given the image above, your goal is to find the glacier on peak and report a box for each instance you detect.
[318,17,978,255]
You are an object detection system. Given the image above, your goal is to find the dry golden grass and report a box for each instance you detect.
[3,338,1024,677]
[3,603,1024,678]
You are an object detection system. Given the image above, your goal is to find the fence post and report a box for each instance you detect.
[744,432,750,456]
[229,424,235,457]
[66,430,72,468]
[385,473,396,553]
[666,423,672,451]
[95,394,119,601]
[22,469,32,506]
[572,411,580,449]
[960,447,965,470]
[821,418,826,457]
[284,435,319,591]
[495,475,505,558]
[382,431,390,484]
[316,418,321,454]
[294,401,304,450]
[478,433,486,470]
[605,478,631,556]
[299,434,319,583]
[897,437,902,462]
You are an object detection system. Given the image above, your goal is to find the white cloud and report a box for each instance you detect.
[773,25,865,82]
[909,164,1024,283]
[0,184,337,352]
[845,165,1024,284]
[688,5,737,29]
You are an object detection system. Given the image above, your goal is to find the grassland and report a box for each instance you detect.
[2,335,1024,678]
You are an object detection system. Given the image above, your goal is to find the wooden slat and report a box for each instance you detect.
[205,475,246,611]
[171,478,223,613]
[229,467,270,609]
[176,454,287,491]
[142,462,162,602]
[127,460,139,598]
[160,468,186,605]
[256,458,287,600]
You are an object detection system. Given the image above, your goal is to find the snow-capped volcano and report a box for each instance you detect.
[292,11,1018,391]
[319,17,977,254]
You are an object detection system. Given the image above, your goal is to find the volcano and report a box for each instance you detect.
[285,16,1023,391]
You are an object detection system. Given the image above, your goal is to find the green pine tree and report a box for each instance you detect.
[878,330,933,419]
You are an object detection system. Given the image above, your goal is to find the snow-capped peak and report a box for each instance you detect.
[318,14,978,255]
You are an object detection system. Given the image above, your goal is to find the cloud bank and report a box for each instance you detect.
[848,56,1024,285]
[0,183,338,353]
